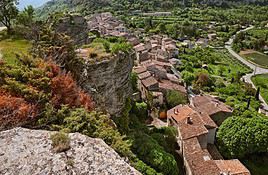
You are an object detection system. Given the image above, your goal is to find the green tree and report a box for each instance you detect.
[217,116,268,159]
[0,0,18,34]
[16,5,34,27]
[166,90,188,108]
[182,71,195,86]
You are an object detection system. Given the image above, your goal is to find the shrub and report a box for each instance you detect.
[132,132,179,175]
[51,73,94,110]
[111,42,132,54]
[50,132,71,153]
[217,116,268,159]
[166,90,188,108]
[0,92,36,130]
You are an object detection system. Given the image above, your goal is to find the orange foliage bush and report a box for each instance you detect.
[51,73,94,111]
[0,93,36,130]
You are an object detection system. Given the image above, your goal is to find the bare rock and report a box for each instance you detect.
[0,128,140,175]
[73,52,135,116]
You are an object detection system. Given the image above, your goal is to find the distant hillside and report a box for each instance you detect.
[37,0,268,18]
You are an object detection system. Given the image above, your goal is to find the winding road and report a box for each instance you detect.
[225,26,268,112]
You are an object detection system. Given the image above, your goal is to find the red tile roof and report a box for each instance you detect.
[178,112,208,140]
[138,71,151,80]
[192,95,233,116]
[167,105,208,140]
[141,76,158,88]
[183,138,221,175]
[215,160,251,175]
[159,80,187,94]
[133,66,146,74]
[134,43,146,52]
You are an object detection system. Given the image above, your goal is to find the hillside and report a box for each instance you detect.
[36,0,268,18]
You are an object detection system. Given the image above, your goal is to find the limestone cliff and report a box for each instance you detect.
[0,128,140,175]
[53,15,89,45]
[73,51,135,116]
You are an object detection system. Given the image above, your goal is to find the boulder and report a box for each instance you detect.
[0,128,140,175]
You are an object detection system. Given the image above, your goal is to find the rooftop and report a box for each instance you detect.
[215,160,251,175]
[167,105,208,140]
[133,66,147,74]
[141,76,158,88]
[138,71,151,80]
[159,80,186,94]
[192,95,233,116]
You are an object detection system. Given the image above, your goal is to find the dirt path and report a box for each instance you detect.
[225,26,268,114]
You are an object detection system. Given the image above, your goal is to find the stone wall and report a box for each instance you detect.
[0,127,141,175]
[73,51,135,116]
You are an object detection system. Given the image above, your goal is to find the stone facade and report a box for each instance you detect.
[0,128,141,175]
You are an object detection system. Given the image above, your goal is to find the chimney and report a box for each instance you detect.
[186,117,193,124]
[174,109,178,114]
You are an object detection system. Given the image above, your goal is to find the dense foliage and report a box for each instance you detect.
[178,48,260,113]
[0,0,19,34]
[166,90,188,108]
[217,115,268,159]
[114,101,180,175]
[233,28,268,52]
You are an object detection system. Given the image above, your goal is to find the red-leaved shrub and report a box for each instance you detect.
[0,92,36,130]
[51,73,94,111]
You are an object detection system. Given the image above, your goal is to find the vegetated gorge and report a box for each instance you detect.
[0,0,268,175]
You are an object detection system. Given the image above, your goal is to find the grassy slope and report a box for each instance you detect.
[0,31,31,65]
[252,74,268,104]
[242,52,268,68]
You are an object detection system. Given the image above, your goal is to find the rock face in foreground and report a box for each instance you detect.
[0,128,140,175]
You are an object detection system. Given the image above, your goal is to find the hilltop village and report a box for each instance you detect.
[82,12,251,175]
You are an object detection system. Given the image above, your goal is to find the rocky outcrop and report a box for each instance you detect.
[54,15,89,45]
[73,52,135,116]
[0,128,140,175]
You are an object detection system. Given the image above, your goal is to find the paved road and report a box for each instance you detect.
[225,26,268,112]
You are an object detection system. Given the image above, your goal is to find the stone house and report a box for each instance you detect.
[195,38,208,48]
[140,76,159,100]
[167,105,250,175]
[167,105,217,152]
[191,95,233,125]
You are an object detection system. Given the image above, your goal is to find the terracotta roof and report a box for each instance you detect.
[141,76,158,88]
[134,43,146,52]
[214,160,251,175]
[178,112,208,140]
[194,109,218,129]
[183,138,220,175]
[138,71,151,80]
[192,95,233,116]
[133,66,146,74]
[159,80,186,94]
[167,105,208,140]
[167,105,194,122]
[152,60,172,67]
